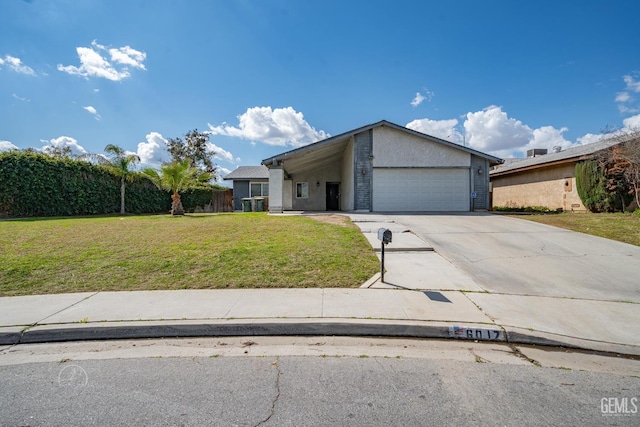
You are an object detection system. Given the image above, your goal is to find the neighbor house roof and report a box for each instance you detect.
[490,137,627,177]
[262,120,504,167]
[223,165,269,180]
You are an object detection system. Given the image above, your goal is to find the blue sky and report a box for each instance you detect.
[2,0,640,183]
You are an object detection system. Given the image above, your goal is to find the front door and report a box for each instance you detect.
[326,183,340,211]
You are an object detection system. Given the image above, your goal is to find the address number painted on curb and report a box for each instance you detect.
[449,326,504,340]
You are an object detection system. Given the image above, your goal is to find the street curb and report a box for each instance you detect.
[0,329,22,345]
[3,320,638,356]
[360,273,381,288]
[10,320,478,344]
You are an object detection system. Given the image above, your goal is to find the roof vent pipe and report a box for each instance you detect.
[552,146,562,153]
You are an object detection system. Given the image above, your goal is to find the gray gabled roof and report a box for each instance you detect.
[262,120,503,166]
[223,165,269,180]
[490,137,628,176]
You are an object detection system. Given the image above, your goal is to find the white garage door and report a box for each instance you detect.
[373,168,470,211]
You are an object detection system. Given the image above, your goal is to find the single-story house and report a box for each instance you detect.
[223,165,269,211]
[261,120,503,213]
[490,138,625,211]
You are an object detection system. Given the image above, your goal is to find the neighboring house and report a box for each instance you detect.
[223,165,269,211]
[490,138,624,211]
[261,120,502,213]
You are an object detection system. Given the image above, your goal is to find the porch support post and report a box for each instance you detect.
[268,166,284,213]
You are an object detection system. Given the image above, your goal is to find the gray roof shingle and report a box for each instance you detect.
[490,137,627,175]
[223,165,269,180]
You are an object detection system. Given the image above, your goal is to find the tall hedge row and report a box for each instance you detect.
[575,160,617,213]
[0,151,218,217]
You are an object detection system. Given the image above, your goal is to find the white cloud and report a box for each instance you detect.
[576,133,605,146]
[216,167,232,183]
[623,113,640,129]
[618,104,640,114]
[624,74,640,93]
[617,74,640,114]
[108,46,147,70]
[616,92,631,102]
[208,142,234,163]
[57,40,146,81]
[12,93,30,102]
[524,126,574,154]
[464,105,532,153]
[41,136,87,156]
[406,118,463,144]
[575,114,640,145]
[0,55,36,75]
[410,89,434,107]
[136,132,171,165]
[207,106,329,147]
[0,140,19,152]
[83,105,101,120]
[409,105,593,158]
[410,93,426,107]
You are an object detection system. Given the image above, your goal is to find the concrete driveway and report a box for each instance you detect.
[390,213,640,303]
[347,212,640,352]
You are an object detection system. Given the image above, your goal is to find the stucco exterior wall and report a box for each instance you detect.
[232,181,249,211]
[283,179,293,210]
[372,126,470,167]
[491,162,585,211]
[268,167,284,213]
[231,179,268,210]
[292,160,342,211]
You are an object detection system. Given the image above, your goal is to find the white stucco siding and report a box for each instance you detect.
[372,126,470,168]
[283,179,293,210]
[268,167,284,213]
[373,168,470,211]
[291,160,342,211]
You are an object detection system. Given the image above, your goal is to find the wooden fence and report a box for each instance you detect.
[193,189,233,213]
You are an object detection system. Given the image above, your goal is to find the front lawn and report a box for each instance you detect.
[512,212,640,246]
[0,213,380,296]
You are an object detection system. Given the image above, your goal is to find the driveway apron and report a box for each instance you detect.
[391,213,640,303]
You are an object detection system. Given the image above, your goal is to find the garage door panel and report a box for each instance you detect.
[373,168,469,211]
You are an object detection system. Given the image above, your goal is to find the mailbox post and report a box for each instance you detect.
[377,228,392,283]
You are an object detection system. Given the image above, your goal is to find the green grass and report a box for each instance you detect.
[512,212,640,246]
[0,213,379,296]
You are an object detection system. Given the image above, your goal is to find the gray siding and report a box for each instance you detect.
[354,130,373,210]
[471,156,489,210]
[232,181,249,211]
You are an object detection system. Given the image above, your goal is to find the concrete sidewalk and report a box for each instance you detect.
[1,287,638,356]
[1,213,638,357]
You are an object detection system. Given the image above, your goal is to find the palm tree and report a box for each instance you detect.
[142,159,211,215]
[104,144,140,214]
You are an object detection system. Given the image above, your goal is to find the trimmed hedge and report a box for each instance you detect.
[575,160,615,213]
[0,151,220,217]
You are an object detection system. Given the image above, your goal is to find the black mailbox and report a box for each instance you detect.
[377,228,392,245]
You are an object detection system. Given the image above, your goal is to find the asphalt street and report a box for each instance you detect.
[1,338,639,426]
